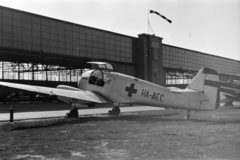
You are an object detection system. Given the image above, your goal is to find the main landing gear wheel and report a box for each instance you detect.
[108,106,121,115]
[65,103,79,118]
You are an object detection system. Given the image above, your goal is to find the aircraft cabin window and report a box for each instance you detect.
[96,63,114,71]
[89,70,104,87]
[105,64,113,70]
[98,64,105,69]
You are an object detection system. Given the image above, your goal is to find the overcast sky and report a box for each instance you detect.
[0,0,239,61]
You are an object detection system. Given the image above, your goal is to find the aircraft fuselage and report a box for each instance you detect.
[78,71,203,111]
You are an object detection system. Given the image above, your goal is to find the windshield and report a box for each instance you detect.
[81,70,93,78]
[89,70,104,87]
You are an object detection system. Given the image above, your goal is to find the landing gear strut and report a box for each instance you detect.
[108,103,121,115]
[186,110,191,120]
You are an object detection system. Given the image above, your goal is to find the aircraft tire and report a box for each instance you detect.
[112,106,120,115]
[88,103,95,107]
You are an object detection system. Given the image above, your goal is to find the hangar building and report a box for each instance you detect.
[0,6,239,93]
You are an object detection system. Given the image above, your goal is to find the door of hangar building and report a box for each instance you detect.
[136,34,165,86]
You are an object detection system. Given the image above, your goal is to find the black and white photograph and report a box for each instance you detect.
[0,0,239,159]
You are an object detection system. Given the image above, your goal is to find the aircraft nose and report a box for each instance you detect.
[77,76,83,89]
[77,75,89,90]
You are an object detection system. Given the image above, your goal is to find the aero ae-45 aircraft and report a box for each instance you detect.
[0,62,220,119]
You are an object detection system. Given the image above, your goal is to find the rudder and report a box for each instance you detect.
[187,68,220,110]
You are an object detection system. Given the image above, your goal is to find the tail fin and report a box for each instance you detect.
[187,68,220,110]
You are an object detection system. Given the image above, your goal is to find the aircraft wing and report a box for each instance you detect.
[221,92,240,102]
[0,81,110,103]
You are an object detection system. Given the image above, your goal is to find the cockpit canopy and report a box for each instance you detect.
[80,62,113,87]
[89,70,105,86]
[87,62,114,71]
[81,69,107,87]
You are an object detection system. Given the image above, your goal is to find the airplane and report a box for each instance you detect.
[0,62,220,119]
[219,80,240,106]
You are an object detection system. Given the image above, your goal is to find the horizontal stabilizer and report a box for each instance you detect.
[170,88,208,101]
